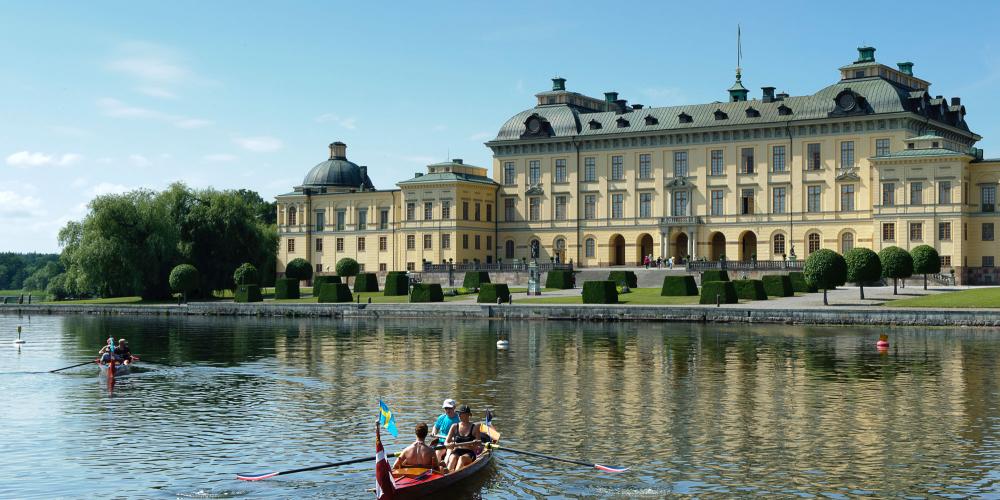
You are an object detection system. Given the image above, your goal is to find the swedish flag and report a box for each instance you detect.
[378,399,398,437]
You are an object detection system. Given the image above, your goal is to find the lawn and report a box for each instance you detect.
[516,287,701,305]
[886,287,1000,308]
[43,296,175,305]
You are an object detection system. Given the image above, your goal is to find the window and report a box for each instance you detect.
[358,209,367,230]
[441,234,450,249]
[475,202,481,221]
[486,204,492,222]
[673,151,688,177]
[462,234,469,249]
[711,190,724,215]
[407,262,415,272]
[315,238,323,252]
[772,145,786,172]
[336,210,345,231]
[585,238,595,257]
[555,196,567,220]
[772,234,785,255]
[315,211,325,231]
[406,235,415,250]
[584,195,596,220]
[983,185,997,212]
[772,187,786,214]
[807,233,820,254]
[555,159,567,183]
[882,223,895,241]
[529,198,540,221]
[984,256,995,268]
[611,156,624,180]
[639,154,651,179]
[505,240,514,258]
[584,157,596,182]
[965,182,969,205]
[938,181,951,204]
[741,189,754,215]
[710,150,724,176]
[287,238,295,252]
[740,148,755,174]
[639,193,652,218]
[807,186,821,213]
[611,193,624,218]
[807,143,821,170]
[504,198,516,221]
[876,138,890,156]
[423,234,432,250]
[442,201,450,220]
[984,223,995,241]
[939,222,951,240]
[379,263,387,272]
[529,160,540,185]
[486,236,492,253]
[910,182,923,205]
[336,237,344,251]
[840,184,855,211]
[462,202,469,220]
[380,209,389,230]
[841,232,854,252]
[909,223,923,241]
[672,191,688,216]
[287,206,297,225]
[503,161,516,185]
[406,203,415,221]
[882,183,895,206]
[379,236,387,251]
[474,235,481,250]
[424,202,433,220]
[315,263,322,274]
[840,141,855,169]
[940,256,951,267]
[358,237,366,251]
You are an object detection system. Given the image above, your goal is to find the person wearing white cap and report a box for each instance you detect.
[430,398,460,461]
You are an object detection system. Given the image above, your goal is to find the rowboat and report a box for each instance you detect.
[389,441,494,499]
[98,361,131,377]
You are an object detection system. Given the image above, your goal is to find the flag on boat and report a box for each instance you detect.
[374,424,396,499]
[379,399,398,437]
[480,408,501,443]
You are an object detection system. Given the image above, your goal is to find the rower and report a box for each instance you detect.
[98,337,117,364]
[115,338,133,365]
[430,398,460,461]
[392,423,444,473]
[444,405,482,473]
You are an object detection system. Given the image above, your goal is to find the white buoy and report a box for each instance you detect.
[14,325,25,344]
[497,340,509,349]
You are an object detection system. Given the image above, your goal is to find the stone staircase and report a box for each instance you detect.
[573,267,693,288]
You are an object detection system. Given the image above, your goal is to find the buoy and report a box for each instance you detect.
[876,334,889,349]
[13,325,25,345]
[497,340,509,349]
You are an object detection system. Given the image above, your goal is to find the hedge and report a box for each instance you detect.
[318,283,353,303]
[607,271,637,288]
[462,271,491,290]
[661,275,698,296]
[733,279,768,300]
[762,275,794,297]
[700,270,730,283]
[788,272,818,293]
[409,283,444,303]
[477,283,511,303]
[353,272,379,293]
[235,284,263,303]
[699,281,738,304]
[545,270,575,289]
[313,275,341,295]
[274,278,300,299]
[384,272,409,296]
[583,280,618,304]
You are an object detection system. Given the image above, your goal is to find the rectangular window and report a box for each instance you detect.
[287,238,295,253]
[358,263,365,272]
[315,263,322,274]
[441,201,450,220]
[462,234,469,249]
[475,202,481,221]
[474,235,481,250]
[910,222,923,241]
[807,186,821,213]
[315,238,323,252]
[486,204,492,222]
[741,189,754,215]
[555,196,567,220]
[938,181,951,204]
[584,195,596,220]
[504,198,516,221]
[358,237,366,251]
[441,234,450,249]
[503,161,516,185]
[555,159,567,183]
[379,263,387,272]
[406,203,415,221]
[938,222,952,240]
[673,151,688,177]
[740,148,755,174]
[882,183,895,206]
[611,193,624,219]
[840,184,855,211]
[639,193,652,218]
[910,182,923,205]
[772,187,786,214]
[639,154,652,179]
[772,145,786,172]
[840,141,855,169]
[876,138,890,156]
[940,256,951,267]
[882,223,895,241]
[983,185,997,212]
[529,160,540,185]
[462,202,469,220]
[584,157,596,182]
[379,236,387,251]
[711,190,724,215]
[807,143,821,170]
[611,156,624,180]
[486,236,492,253]
[984,222,995,241]
[357,208,367,230]
[380,209,389,230]
[407,262,415,272]
[315,211,325,231]
[585,239,595,257]
[984,256,995,268]
[335,210,345,231]
[336,237,344,251]
[423,234,432,250]
[672,191,688,216]
[529,197,540,221]
[424,202,433,220]
[710,150,724,176]
[406,235,415,250]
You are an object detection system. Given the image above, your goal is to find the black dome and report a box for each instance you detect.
[302,158,365,188]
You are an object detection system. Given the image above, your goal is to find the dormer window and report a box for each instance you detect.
[644,115,658,125]
[932,141,939,148]
[714,109,728,120]
[908,143,914,149]
[616,117,630,128]
[678,112,693,123]
[745,107,760,118]
[778,104,792,116]
[589,119,602,130]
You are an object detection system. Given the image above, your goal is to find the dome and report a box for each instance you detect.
[300,142,375,190]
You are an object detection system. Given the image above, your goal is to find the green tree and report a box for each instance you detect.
[844,247,881,300]
[803,249,847,305]
[233,262,260,286]
[336,258,360,287]
[169,264,199,303]
[285,258,313,281]
[878,246,913,295]
[910,245,941,290]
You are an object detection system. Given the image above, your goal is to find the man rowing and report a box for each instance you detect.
[430,398,460,461]
[392,423,445,474]
[115,338,133,365]
[444,404,482,473]
[98,337,117,364]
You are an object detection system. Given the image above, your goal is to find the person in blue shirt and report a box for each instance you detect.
[430,398,460,461]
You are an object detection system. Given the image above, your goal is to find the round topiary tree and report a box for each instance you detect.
[803,249,847,306]
[911,245,941,290]
[844,247,881,300]
[169,264,199,303]
[878,246,913,295]
[336,257,360,287]
[285,258,313,282]
[233,262,259,286]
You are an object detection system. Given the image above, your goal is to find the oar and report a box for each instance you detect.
[486,443,629,473]
[49,360,97,373]
[237,444,447,481]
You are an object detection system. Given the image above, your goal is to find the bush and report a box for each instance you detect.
[384,272,409,296]
[661,276,698,296]
[235,284,263,303]
[318,283,353,303]
[313,275,341,292]
[701,270,730,283]
[477,283,511,303]
[409,283,444,303]
[844,247,881,299]
[788,272,817,293]
[285,258,312,281]
[911,244,941,290]
[607,271,637,288]
[699,281,738,304]
[336,258,360,285]
[354,272,379,293]
[733,279,768,300]
[544,270,575,289]
[233,263,259,286]
[169,264,199,301]
[583,281,618,304]
[762,275,794,297]
[462,271,491,290]
[879,246,914,295]
[274,277,300,299]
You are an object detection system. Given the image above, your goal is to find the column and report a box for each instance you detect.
[689,226,697,259]
[660,231,667,259]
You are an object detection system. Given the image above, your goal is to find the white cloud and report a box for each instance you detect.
[107,41,214,99]
[234,136,284,153]
[97,97,212,129]
[137,86,177,99]
[0,190,44,217]
[203,153,238,162]
[467,132,493,141]
[109,55,191,83]
[128,154,151,167]
[315,114,358,129]
[6,151,82,168]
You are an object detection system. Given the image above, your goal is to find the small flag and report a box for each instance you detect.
[374,424,396,499]
[378,399,398,437]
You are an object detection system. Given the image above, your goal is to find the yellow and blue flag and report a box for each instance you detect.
[378,399,398,437]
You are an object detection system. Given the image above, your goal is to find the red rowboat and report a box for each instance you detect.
[387,443,494,499]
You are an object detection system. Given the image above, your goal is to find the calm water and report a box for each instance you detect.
[1,314,999,499]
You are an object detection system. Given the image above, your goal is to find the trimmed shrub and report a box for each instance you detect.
[804,249,848,305]
[462,271,491,290]
[313,275,342,293]
[318,283,353,303]
[607,271,637,288]
[762,275,794,297]
[169,264,199,302]
[274,277,300,299]
[701,270,730,283]
[354,272,379,293]
[844,247,881,299]
[384,272,409,296]
[233,263,259,286]
[235,284,263,303]
[409,283,444,303]
[477,283,511,303]
[285,258,313,281]
[788,272,817,293]
[699,281,738,304]
[661,275,698,296]
[583,281,618,304]
[733,279,768,300]
[879,246,914,295]
[545,270,575,289]
[911,244,941,290]
[336,258,360,285]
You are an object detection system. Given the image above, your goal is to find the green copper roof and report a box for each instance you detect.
[906,134,944,141]
[397,172,497,186]
[873,148,971,159]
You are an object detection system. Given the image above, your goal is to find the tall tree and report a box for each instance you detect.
[844,247,881,300]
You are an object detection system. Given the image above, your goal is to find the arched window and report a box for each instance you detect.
[773,234,786,256]
[504,240,514,259]
[585,238,595,257]
[807,233,821,254]
[841,232,854,252]
[287,206,297,225]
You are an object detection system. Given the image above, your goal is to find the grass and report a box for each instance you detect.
[42,296,175,305]
[886,287,1000,308]
[516,287,701,305]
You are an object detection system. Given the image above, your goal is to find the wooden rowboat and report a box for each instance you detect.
[388,444,494,499]
[98,361,131,377]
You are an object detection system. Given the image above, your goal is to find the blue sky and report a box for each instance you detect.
[3,1,1000,252]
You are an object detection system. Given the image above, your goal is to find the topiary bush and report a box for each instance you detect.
[284,258,313,282]
[409,283,444,303]
[762,275,794,297]
[354,272,379,293]
[169,264,199,303]
[318,282,353,303]
[661,275,698,296]
[336,258,360,286]
[235,284,263,303]
[462,271,491,290]
[312,275,342,295]
[274,277,300,299]
[788,272,817,293]
[544,270,575,289]
[844,247,881,299]
[607,271,637,288]
[804,249,848,305]
[701,270,730,283]
[384,272,409,296]
[879,246,913,295]
[583,280,618,304]
[233,263,259,286]
[699,281,738,304]
[733,279,768,300]
[911,244,941,290]
[477,283,511,303]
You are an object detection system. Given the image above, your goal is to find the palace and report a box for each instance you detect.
[276,47,1000,284]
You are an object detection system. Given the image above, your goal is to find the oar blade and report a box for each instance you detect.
[236,471,279,481]
[594,464,629,473]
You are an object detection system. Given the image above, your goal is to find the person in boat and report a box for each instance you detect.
[430,398,460,460]
[115,338,133,365]
[392,422,445,473]
[98,337,117,365]
[444,404,482,473]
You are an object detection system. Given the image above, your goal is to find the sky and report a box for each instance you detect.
[3,1,1000,253]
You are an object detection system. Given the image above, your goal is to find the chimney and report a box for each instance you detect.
[414,172,423,178]
[451,158,463,164]
[897,62,914,76]
[604,91,619,104]
[614,99,628,113]
[776,92,789,100]
[951,97,961,106]
[856,46,876,63]
[329,141,347,159]
[761,87,776,103]
[551,77,566,91]
[631,104,644,110]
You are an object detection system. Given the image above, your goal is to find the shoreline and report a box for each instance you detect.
[3,302,1000,327]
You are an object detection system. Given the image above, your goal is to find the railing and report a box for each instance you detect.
[658,216,703,226]
[686,260,804,272]
[422,262,573,273]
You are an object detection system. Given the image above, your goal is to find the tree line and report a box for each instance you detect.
[804,244,942,305]
[0,253,60,290]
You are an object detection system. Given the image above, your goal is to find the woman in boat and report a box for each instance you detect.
[393,423,445,473]
[430,398,460,460]
[115,339,133,365]
[444,405,482,473]
[98,337,116,364]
